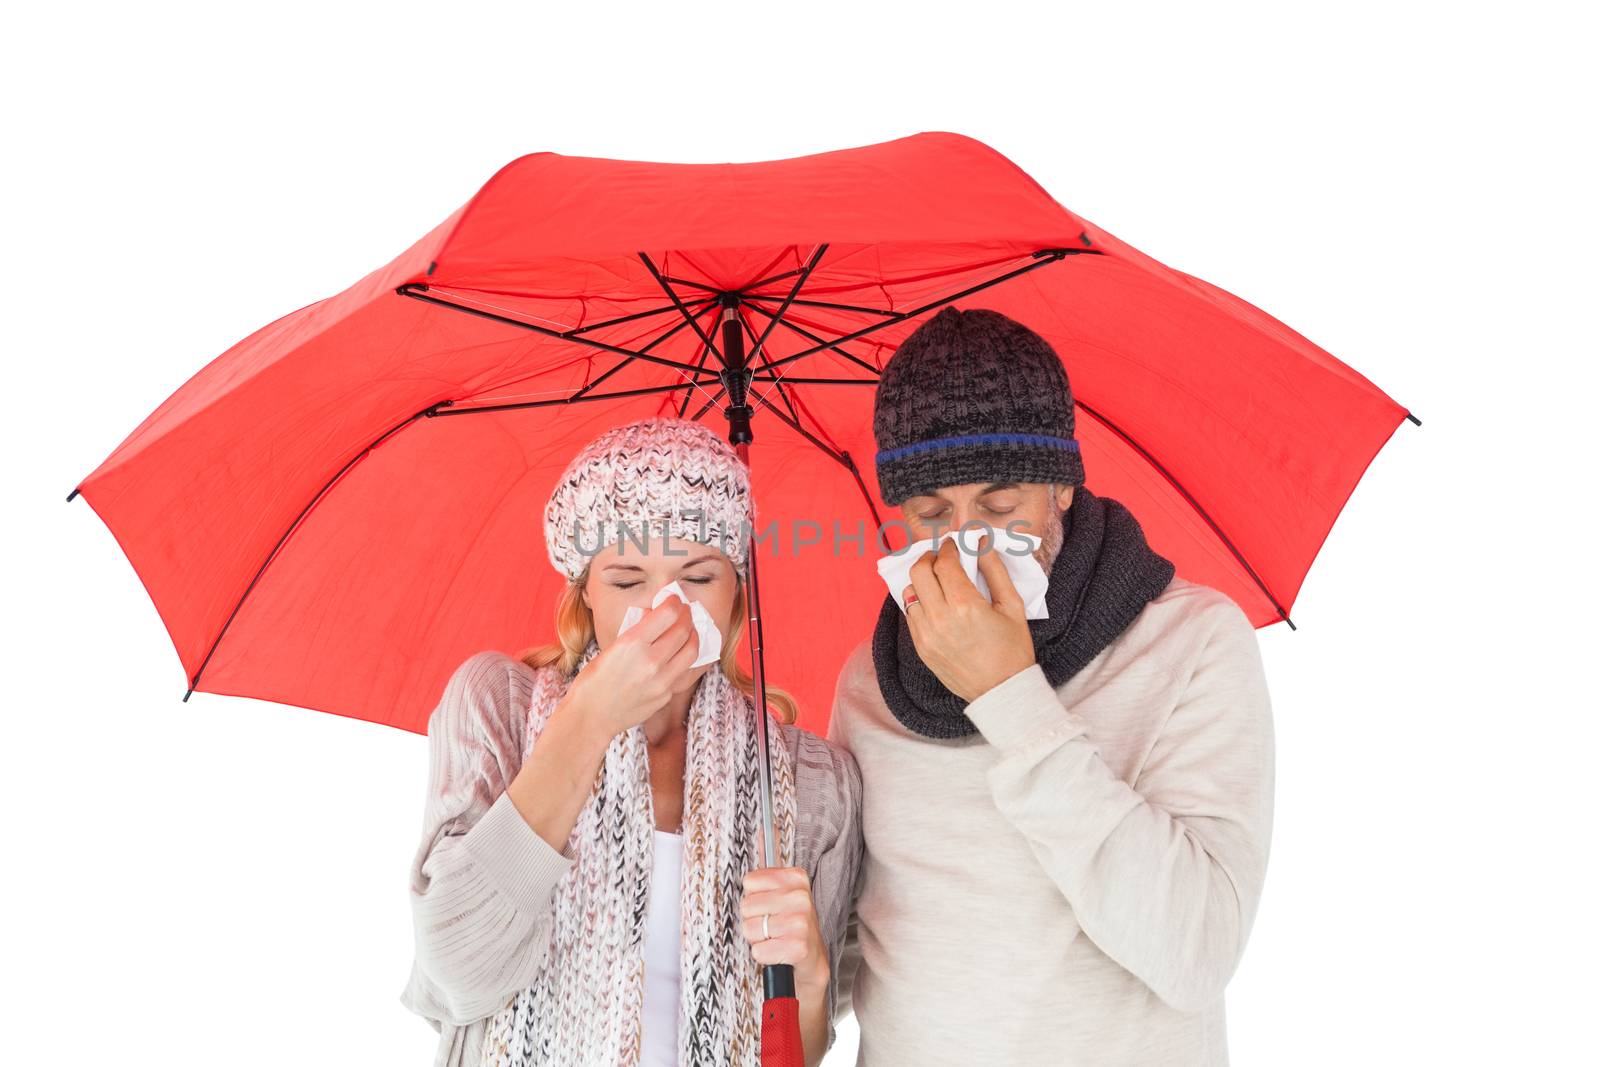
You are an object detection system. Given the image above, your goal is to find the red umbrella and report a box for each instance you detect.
[68,130,1415,1064]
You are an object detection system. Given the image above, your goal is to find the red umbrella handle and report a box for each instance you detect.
[761,981,803,1067]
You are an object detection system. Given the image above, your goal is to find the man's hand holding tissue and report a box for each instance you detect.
[903,534,1036,702]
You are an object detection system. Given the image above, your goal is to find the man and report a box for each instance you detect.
[827,306,1274,1066]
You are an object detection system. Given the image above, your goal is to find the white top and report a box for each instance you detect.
[640,828,684,1067]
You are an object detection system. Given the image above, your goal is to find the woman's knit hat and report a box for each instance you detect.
[543,416,751,580]
[873,305,1085,505]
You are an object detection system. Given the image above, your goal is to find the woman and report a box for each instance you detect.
[399,416,864,1067]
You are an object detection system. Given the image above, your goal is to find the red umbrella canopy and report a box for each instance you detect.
[72,131,1414,735]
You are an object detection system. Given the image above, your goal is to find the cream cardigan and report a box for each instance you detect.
[399,651,864,1067]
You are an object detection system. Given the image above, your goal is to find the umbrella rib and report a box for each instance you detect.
[1072,398,1297,630]
[431,381,700,415]
[696,248,1090,414]
[760,248,1101,373]
[749,376,875,384]
[746,245,829,365]
[676,313,739,416]
[741,247,807,293]
[693,375,842,419]
[531,252,880,525]
[691,246,838,422]
[688,243,828,422]
[689,385,724,422]
[719,381,1294,625]
[683,298,885,530]
[568,294,722,336]
[754,249,1040,301]
[573,300,722,403]
[190,277,724,699]
[675,302,732,416]
[569,355,641,402]
[744,294,899,317]
[741,249,1095,376]
[729,250,880,527]
[740,298,884,376]
[840,450,885,531]
[183,397,459,699]
[739,312,803,427]
[396,284,720,379]
[184,370,711,696]
[737,244,829,428]
[678,343,715,417]
[660,275,723,294]
[638,253,725,364]
[735,398,885,530]
[757,401,846,464]
[701,377,1294,628]
[736,265,806,292]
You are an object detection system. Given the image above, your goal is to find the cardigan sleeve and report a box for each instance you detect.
[961,595,1275,1013]
[399,651,577,1028]
[790,728,864,1053]
[823,673,866,1030]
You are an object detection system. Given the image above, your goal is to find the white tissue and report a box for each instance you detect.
[876,526,1051,619]
[615,580,723,667]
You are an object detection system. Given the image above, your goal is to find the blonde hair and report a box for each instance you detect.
[514,569,799,726]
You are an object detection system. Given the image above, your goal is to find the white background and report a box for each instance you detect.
[6,2,1596,1064]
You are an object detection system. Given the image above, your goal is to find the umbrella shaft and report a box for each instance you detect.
[736,440,781,870]
[721,299,778,870]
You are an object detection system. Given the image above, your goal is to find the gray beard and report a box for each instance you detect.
[1036,505,1065,572]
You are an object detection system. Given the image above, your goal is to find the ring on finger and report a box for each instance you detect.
[762,913,772,941]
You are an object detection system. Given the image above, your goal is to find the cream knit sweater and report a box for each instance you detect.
[399,650,864,1067]
[828,575,1274,1066]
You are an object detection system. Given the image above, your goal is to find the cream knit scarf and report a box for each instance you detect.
[480,641,797,1067]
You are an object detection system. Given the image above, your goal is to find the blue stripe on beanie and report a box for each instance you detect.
[876,432,1081,465]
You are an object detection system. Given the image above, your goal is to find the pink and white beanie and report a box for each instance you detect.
[542,416,752,580]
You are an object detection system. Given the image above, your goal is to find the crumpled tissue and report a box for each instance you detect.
[876,526,1050,619]
[616,580,723,667]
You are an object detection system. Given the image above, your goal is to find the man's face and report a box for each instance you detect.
[898,481,1075,569]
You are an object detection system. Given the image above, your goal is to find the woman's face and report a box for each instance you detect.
[582,534,739,695]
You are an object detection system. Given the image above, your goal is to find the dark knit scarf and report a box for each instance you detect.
[871,485,1176,740]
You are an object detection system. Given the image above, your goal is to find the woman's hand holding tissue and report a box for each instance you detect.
[509,598,700,853]
[565,598,701,740]
[903,535,1037,702]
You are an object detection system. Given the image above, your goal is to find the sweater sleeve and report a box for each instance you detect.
[961,597,1275,1013]
[832,914,862,1026]
[823,673,865,1030]
[792,730,864,1053]
[399,651,577,1028]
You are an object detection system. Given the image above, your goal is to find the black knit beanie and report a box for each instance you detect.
[873,306,1085,505]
